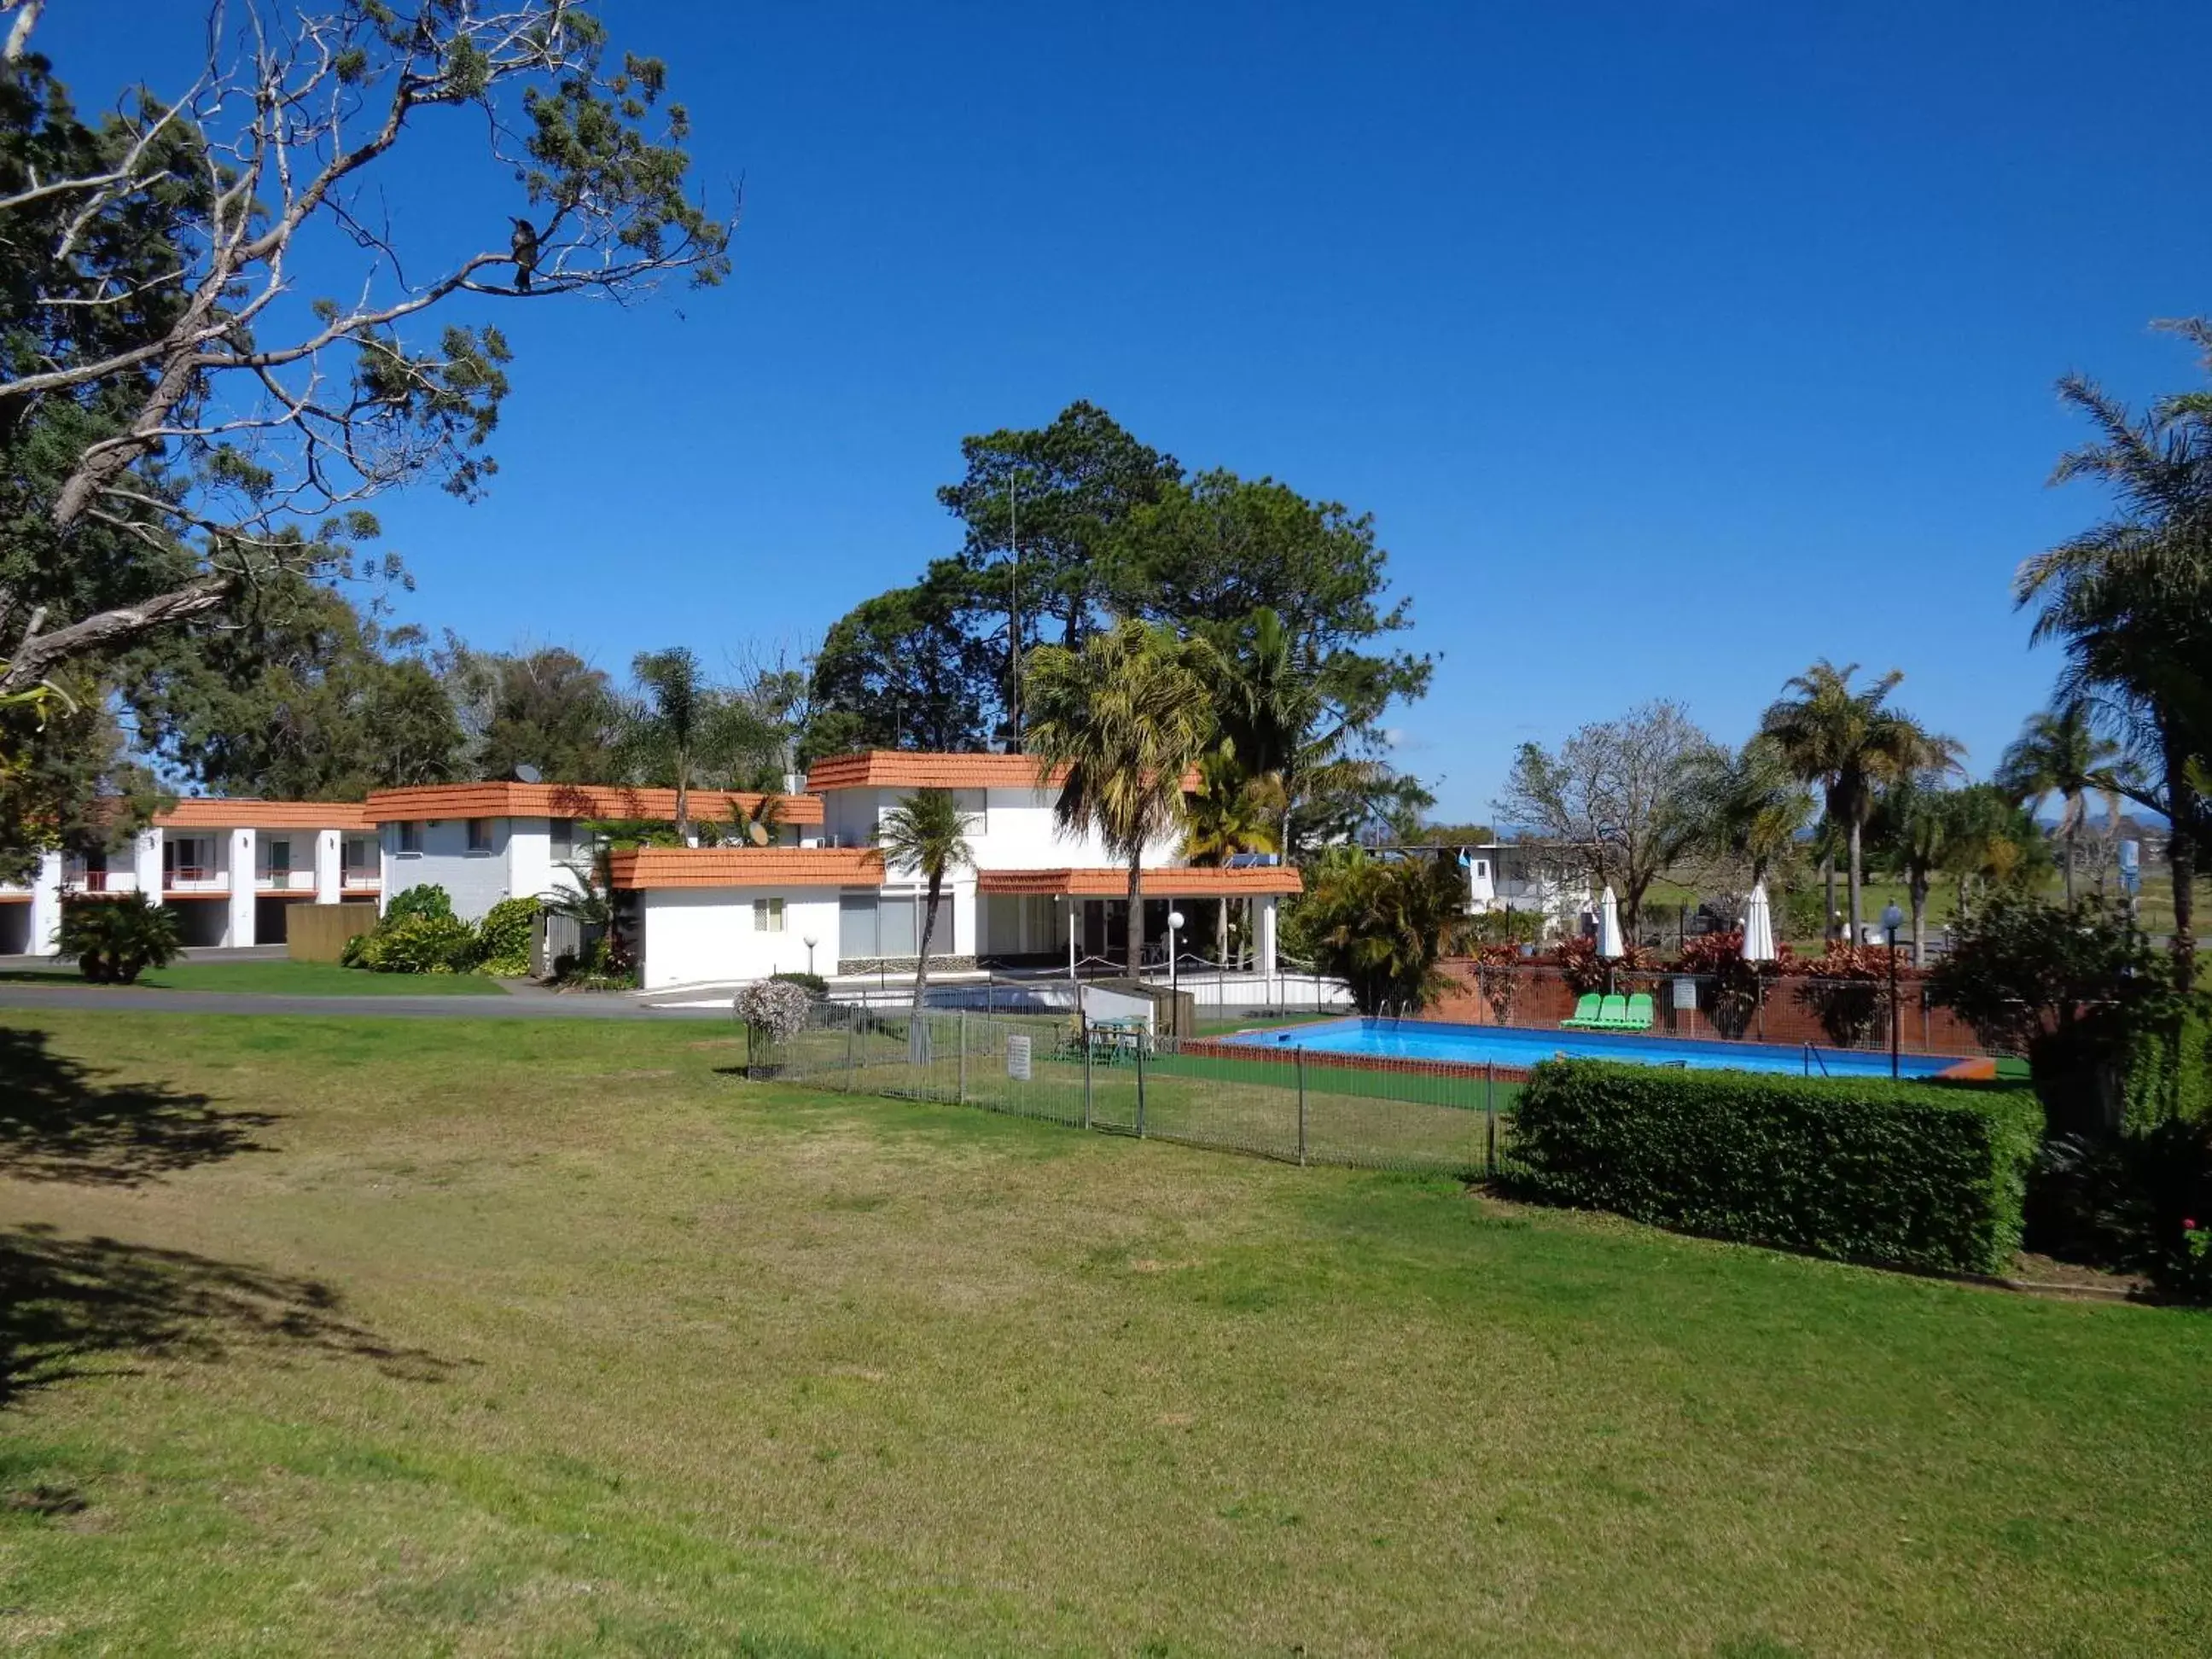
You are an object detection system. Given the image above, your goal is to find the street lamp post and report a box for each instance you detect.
[1167,910,1185,998]
[1880,902,1904,1080]
[802,934,818,978]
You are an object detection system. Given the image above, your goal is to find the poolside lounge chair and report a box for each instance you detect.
[1590,994,1629,1029]
[1560,993,1604,1029]
[1617,992,1656,1032]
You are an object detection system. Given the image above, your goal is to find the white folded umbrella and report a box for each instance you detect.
[1742,882,1776,963]
[1597,884,1624,960]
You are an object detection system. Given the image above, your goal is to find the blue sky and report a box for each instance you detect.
[42,3,2212,819]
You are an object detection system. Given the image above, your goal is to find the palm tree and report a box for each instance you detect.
[540,840,621,974]
[1692,735,1813,889]
[1182,753,1284,966]
[1761,660,1963,944]
[1216,608,1321,856]
[1301,847,1465,1016]
[1994,701,2125,906]
[1024,620,1218,981]
[873,787,975,1024]
[620,648,773,841]
[1872,775,1954,965]
[2017,330,2212,988]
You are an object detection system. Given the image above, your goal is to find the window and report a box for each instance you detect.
[397,821,422,855]
[753,896,786,934]
[952,789,987,833]
[839,892,877,958]
[466,818,494,853]
[267,838,291,876]
[342,836,375,879]
[549,818,575,861]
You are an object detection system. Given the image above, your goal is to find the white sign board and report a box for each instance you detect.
[1005,1034,1033,1081]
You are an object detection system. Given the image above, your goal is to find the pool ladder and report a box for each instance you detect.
[1802,1043,1830,1078]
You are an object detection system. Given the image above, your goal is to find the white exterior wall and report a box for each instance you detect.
[27,851,64,954]
[225,829,256,946]
[639,887,843,991]
[505,818,557,910]
[384,817,514,921]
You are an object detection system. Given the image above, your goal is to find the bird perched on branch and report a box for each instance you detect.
[509,218,539,293]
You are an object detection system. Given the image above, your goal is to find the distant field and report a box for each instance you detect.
[1,1010,2204,1654]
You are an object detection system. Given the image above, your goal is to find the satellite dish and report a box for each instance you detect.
[511,763,543,784]
[748,820,770,847]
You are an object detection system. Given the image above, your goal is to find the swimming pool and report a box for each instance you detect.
[1214,1017,1967,1080]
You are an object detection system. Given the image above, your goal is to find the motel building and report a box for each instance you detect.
[3,754,1301,993]
[0,800,381,955]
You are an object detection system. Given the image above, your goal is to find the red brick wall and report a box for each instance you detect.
[1426,961,2000,1060]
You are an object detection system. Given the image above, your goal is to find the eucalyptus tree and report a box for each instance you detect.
[1023,620,1218,980]
[1994,701,2126,905]
[0,0,731,700]
[1760,661,1962,942]
[2017,320,2212,987]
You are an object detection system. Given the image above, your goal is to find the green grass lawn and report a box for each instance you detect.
[0,958,506,996]
[1,1012,2207,1655]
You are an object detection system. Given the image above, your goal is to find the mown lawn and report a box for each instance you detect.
[0,1011,2207,1656]
[0,959,505,996]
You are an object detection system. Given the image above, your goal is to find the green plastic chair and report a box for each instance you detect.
[1561,992,1603,1029]
[1592,994,1630,1029]
[1620,992,1655,1031]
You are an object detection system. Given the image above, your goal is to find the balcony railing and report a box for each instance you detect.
[164,865,228,891]
[255,870,317,891]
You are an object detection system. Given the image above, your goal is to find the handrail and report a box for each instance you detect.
[1802,1043,1829,1078]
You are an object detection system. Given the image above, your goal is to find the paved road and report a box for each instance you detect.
[0,980,728,1022]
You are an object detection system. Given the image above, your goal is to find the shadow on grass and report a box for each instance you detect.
[0,1221,453,1410]
[0,1025,278,1185]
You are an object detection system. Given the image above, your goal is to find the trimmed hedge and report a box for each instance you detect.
[1511,1061,2041,1275]
[2123,996,2212,1132]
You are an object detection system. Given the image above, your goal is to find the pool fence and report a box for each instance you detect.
[757,999,1516,1179]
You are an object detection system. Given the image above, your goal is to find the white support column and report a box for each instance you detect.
[1256,894,1279,978]
[313,828,341,904]
[226,828,257,947]
[28,851,65,955]
[132,826,163,898]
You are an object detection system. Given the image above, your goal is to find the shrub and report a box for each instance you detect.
[1471,943,1524,1025]
[1547,935,1656,998]
[2029,1120,2212,1300]
[1784,945,1907,1049]
[475,896,539,977]
[1930,894,2175,1135]
[2122,996,2212,1132]
[346,912,481,974]
[1674,930,1776,1039]
[1511,1059,2042,1275]
[738,979,814,1074]
[769,969,829,998]
[382,883,456,925]
[55,894,182,984]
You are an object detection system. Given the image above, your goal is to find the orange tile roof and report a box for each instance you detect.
[155,799,374,830]
[607,847,885,891]
[364,782,823,826]
[806,750,1202,793]
[976,865,1301,897]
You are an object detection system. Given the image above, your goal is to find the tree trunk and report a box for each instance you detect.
[1908,870,1929,967]
[1847,817,1864,946]
[912,873,940,1016]
[2062,820,2076,907]
[1214,897,1229,969]
[1822,853,1837,944]
[1125,849,1145,981]
[2168,729,2197,993]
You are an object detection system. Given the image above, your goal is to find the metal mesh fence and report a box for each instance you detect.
[760,1002,1516,1178]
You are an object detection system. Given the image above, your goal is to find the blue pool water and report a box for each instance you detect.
[1217,1017,1964,1080]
